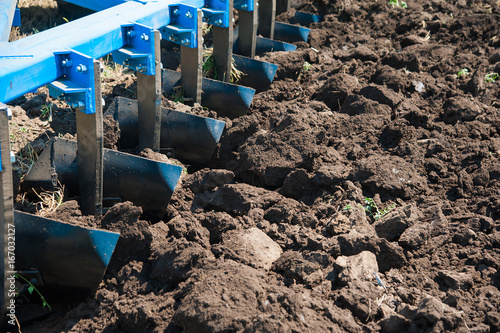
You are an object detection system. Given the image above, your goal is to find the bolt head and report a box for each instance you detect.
[76,64,87,73]
[173,8,180,16]
[141,33,150,41]
[126,30,136,38]
[181,39,190,45]
[185,11,193,19]
[71,101,85,110]
[136,65,147,72]
[61,59,72,67]
[216,19,223,25]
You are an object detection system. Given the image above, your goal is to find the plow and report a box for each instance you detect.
[0,0,320,326]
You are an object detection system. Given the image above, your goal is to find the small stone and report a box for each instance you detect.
[438,270,473,290]
[335,251,379,284]
[452,228,476,245]
[221,228,283,270]
[442,97,482,123]
[378,313,411,333]
[415,295,462,329]
[416,296,444,324]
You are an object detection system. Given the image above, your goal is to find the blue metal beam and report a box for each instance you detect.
[0,0,203,104]
[0,0,17,41]
[62,0,126,11]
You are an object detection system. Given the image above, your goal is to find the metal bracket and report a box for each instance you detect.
[112,23,156,75]
[234,0,254,11]
[160,4,199,48]
[13,7,21,27]
[202,0,230,28]
[48,50,96,114]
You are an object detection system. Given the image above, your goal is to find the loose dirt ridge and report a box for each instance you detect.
[7,0,500,332]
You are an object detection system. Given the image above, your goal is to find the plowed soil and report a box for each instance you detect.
[5,0,500,332]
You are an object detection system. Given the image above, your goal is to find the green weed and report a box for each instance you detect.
[297,61,312,80]
[457,68,470,78]
[202,50,244,83]
[40,103,52,121]
[15,273,51,310]
[203,53,219,80]
[361,198,395,222]
[485,72,499,83]
[389,0,407,9]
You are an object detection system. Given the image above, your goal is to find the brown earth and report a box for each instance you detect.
[5,0,500,332]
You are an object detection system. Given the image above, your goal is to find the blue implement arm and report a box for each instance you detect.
[0,0,17,41]
[0,0,203,104]
[62,0,126,11]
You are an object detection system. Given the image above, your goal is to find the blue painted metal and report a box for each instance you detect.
[14,210,120,299]
[255,36,297,54]
[160,4,199,47]
[105,96,226,164]
[48,49,96,114]
[202,0,230,28]
[274,22,310,43]
[0,0,204,104]
[60,0,125,12]
[162,69,255,118]
[293,11,322,25]
[13,7,21,27]
[232,54,278,92]
[22,137,184,218]
[112,23,157,75]
[88,230,120,267]
[234,0,253,11]
[0,0,17,41]
[202,77,255,118]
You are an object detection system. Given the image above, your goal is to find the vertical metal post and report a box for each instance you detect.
[275,0,290,15]
[180,9,203,104]
[258,0,276,39]
[137,30,162,151]
[75,60,103,217]
[238,0,258,58]
[212,0,234,82]
[0,106,14,322]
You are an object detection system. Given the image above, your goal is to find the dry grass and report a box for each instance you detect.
[9,0,64,41]
[202,48,244,83]
[30,183,65,217]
